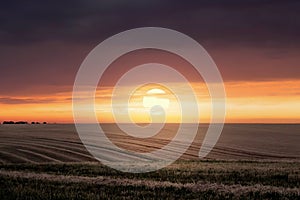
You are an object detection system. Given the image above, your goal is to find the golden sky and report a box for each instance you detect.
[1,80,299,123]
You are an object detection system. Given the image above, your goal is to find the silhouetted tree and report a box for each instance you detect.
[3,121,15,124]
[15,121,28,124]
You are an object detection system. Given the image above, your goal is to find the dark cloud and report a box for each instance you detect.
[0,0,299,95]
[1,0,299,46]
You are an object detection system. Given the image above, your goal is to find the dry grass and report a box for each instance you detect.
[0,160,300,199]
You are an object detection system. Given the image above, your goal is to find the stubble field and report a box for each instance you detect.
[0,124,299,199]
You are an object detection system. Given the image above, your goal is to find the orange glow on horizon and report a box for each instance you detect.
[1,80,300,123]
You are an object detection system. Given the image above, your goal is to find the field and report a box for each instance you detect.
[0,124,299,199]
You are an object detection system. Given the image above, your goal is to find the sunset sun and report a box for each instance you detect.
[124,84,180,123]
[143,88,170,110]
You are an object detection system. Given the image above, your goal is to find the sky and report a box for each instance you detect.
[0,0,300,123]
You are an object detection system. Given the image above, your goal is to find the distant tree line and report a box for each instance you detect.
[1,121,47,124]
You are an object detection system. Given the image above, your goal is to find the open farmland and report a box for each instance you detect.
[0,124,299,163]
[0,124,299,199]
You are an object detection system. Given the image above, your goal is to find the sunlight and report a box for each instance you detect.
[143,88,170,109]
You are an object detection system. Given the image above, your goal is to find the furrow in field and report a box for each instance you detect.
[0,138,85,151]
[31,137,84,147]
[17,149,62,163]
[0,139,91,160]
[7,141,93,159]
[0,158,5,164]
[0,141,94,162]
[212,146,299,159]
[0,151,37,164]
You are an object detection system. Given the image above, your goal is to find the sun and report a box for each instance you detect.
[143,88,170,110]
[127,84,180,123]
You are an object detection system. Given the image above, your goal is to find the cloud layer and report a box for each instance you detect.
[0,0,299,95]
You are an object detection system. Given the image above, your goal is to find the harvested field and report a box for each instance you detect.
[0,124,299,163]
[0,161,300,199]
[0,124,299,199]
